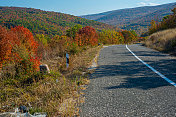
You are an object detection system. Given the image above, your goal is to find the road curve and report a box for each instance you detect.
[80,44,176,117]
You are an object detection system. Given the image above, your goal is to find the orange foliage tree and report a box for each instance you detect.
[122,30,136,44]
[12,26,40,72]
[0,26,40,73]
[98,29,125,44]
[0,26,14,66]
[149,20,158,34]
[149,8,176,34]
[75,26,98,46]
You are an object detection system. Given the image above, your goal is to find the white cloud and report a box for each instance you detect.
[138,2,148,6]
[148,2,160,6]
[138,2,160,6]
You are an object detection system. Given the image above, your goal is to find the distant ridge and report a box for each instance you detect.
[81,2,176,35]
[0,7,117,36]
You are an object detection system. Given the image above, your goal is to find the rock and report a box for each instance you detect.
[19,106,27,113]
[33,112,47,117]
[0,112,46,117]
[0,112,32,117]
[39,64,50,73]
[0,106,47,117]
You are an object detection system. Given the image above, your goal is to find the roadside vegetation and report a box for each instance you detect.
[145,28,176,53]
[144,8,176,54]
[148,8,176,35]
[0,20,137,116]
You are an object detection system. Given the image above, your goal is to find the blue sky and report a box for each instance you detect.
[0,0,176,16]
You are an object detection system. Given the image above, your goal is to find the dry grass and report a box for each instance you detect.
[43,46,102,80]
[0,46,102,116]
[0,72,79,116]
[144,28,176,53]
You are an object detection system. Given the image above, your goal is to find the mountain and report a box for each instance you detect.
[0,7,117,37]
[81,2,176,35]
[81,11,113,20]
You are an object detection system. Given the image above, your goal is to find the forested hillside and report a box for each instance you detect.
[81,2,176,35]
[0,7,117,37]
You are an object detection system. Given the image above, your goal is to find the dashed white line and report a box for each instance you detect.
[126,44,176,87]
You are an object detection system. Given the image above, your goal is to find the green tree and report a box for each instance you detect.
[130,30,138,37]
[35,34,48,46]
[122,31,136,44]
[66,24,82,39]
[149,20,157,34]
[162,15,170,21]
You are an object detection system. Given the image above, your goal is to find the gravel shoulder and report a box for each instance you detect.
[80,44,176,117]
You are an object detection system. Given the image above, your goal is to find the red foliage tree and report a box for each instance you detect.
[0,26,40,71]
[75,26,98,46]
[11,26,40,71]
[11,26,38,54]
[0,26,18,66]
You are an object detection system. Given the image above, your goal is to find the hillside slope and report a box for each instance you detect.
[81,2,176,35]
[0,7,117,36]
[145,28,176,54]
[81,11,113,20]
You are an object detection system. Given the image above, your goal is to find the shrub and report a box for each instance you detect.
[149,8,176,34]
[35,34,48,46]
[0,26,40,76]
[122,30,136,44]
[98,29,124,44]
[0,26,16,67]
[11,26,40,72]
[145,28,176,52]
[66,24,82,39]
[75,26,98,46]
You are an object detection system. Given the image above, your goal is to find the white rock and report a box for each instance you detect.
[40,64,50,73]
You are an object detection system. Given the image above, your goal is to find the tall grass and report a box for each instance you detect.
[0,45,101,116]
[145,28,176,53]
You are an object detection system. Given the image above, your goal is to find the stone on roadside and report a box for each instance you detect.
[40,64,50,73]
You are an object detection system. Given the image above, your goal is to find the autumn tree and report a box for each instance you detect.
[162,15,170,21]
[66,24,82,39]
[149,8,176,34]
[75,26,98,46]
[130,30,138,37]
[0,26,18,67]
[149,20,158,34]
[0,26,40,74]
[171,8,176,15]
[122,30,136,44]
[98,29,124,44]
[11,26,40,72]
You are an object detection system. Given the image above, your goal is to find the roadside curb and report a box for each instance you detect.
[88,46,107,70]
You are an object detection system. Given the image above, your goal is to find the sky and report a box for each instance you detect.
[0,0,176,16]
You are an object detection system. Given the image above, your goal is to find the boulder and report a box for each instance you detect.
[40,64,50,73]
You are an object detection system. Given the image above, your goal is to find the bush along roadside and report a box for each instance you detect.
[0,46,102,116]
[0,25,103,116]
[144,8,176,55]
[0,24,137,116]
[144,28,176,55]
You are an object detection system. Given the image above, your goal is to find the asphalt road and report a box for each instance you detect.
[80,44,176,117]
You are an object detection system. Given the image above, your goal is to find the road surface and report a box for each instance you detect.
[80,44,176,117]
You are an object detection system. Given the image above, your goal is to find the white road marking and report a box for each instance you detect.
[126,45,176,87]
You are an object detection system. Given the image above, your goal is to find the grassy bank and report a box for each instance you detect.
[144,28,176,55]
[0,46,102,116]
